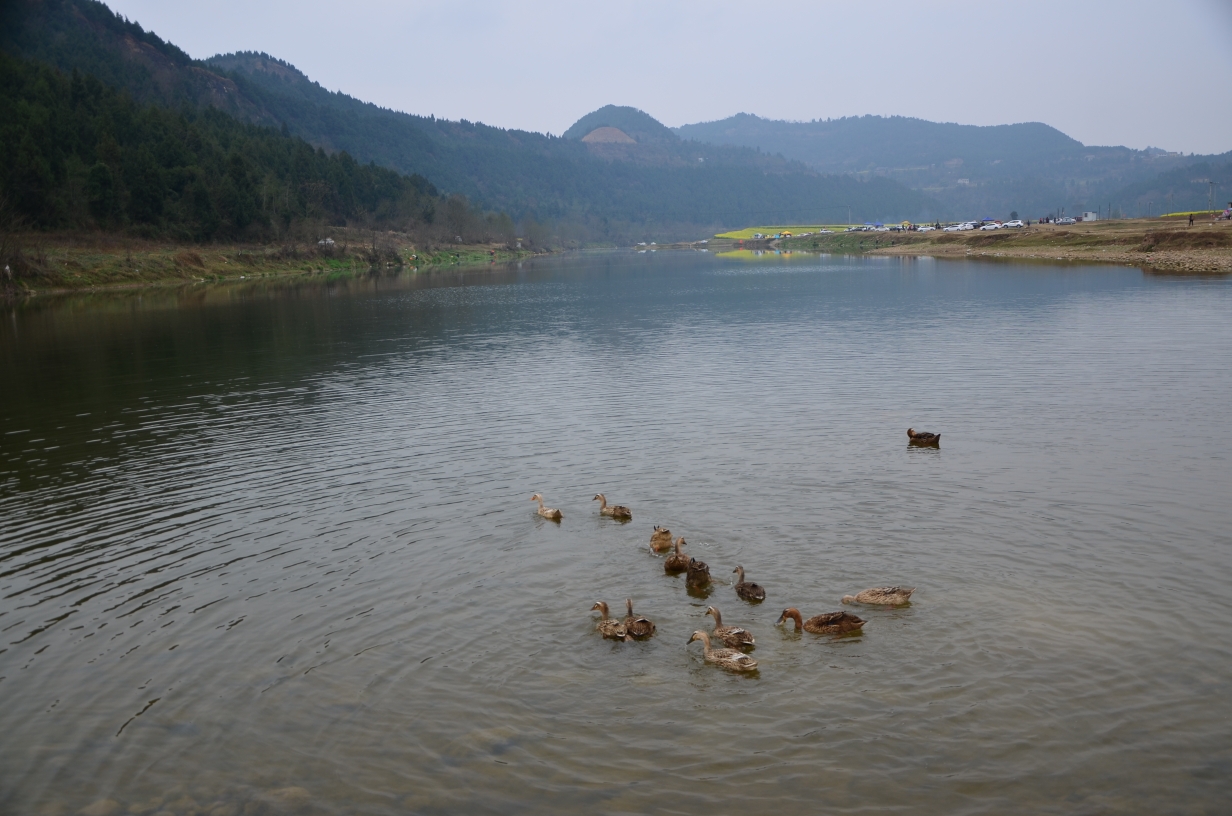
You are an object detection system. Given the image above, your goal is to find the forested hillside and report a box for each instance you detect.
[204,56,935,231]
[0,0,278,125]
[0,0,937,240]
[1106,160,1232,216]
[0,53,466,241]
[676,113,1215,220]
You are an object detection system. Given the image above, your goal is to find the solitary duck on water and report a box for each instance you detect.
[531,493,563,521]
[650,526,674,553]
[687,630,758,672]
[732,566,766,602]
[686,557,712,590]
[664,537,689,573]
[842,586,916,606]
[623,598,656,639]
[776,607,866,635]
[594,494,632,520]
[590,601,629,641]
[705,606,755,648]
[907,428,940,446]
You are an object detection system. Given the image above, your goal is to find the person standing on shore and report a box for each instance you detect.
[1189,214,1194,227]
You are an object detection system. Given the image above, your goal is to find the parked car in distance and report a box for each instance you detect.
[979,222,1001,230]
[918,225,936,232]
[1002,220,1024,228]
[1056,217,1076,225]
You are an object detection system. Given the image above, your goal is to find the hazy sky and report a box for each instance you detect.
[106,0,1232,154]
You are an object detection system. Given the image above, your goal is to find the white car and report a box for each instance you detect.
[942,224,963,232]
[817,229,833,234]
[917,225,936,232]
[1056,217,1076,225]
[1002,220,1024,228]
[979,222,1001,230]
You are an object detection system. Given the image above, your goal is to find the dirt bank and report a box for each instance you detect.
[779,218,1232,274]
[1,227,543,296]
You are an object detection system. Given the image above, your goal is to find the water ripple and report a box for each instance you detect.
[1,253,1231,815]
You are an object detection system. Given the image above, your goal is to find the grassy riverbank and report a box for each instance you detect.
[778,218,1232,273]
[1,227,542,295]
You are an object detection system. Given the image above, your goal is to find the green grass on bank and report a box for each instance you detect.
[3,234,538,294]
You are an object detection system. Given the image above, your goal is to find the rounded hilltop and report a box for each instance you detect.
[563,105,679,144]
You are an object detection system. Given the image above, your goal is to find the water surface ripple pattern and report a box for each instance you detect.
[2,252,1231,815]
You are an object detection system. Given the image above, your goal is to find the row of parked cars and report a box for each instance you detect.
[943,219,1026,232]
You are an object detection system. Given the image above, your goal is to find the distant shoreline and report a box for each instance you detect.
[772,218,1232,274]
[2,228,545,297]
[7,219,1230,298]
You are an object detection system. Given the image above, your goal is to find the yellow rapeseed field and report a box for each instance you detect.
[715,225,853,240]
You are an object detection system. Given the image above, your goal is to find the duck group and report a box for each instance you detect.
[533,474,925,674]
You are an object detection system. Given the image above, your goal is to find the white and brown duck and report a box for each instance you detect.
[594,493,632,520]
[842,586,916,606]
[590,601,629,641]
[686,630,758,672]
[531,493,563,521]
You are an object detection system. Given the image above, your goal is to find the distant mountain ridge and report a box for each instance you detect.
[675,113,1216,219]
[562,105,678,144]
[0,0,939,239]
[676,113,1085,174]
[7,0,1217,235]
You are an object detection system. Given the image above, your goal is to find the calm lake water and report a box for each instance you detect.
[2,251,1231,816]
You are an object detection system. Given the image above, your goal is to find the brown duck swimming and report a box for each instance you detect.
[705,606,755,648]
[531,493,563,521]
[776,607,865,635]
[686,631,758,672]
[842,586,916,606]
[594,493,632,520]
[732,566,766,602]
[650,526,674,553]
[907,428,940,446]
[623,598,656,639]
[664,537,689,573]
[686,557,712,590]
[590,601,629,641]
